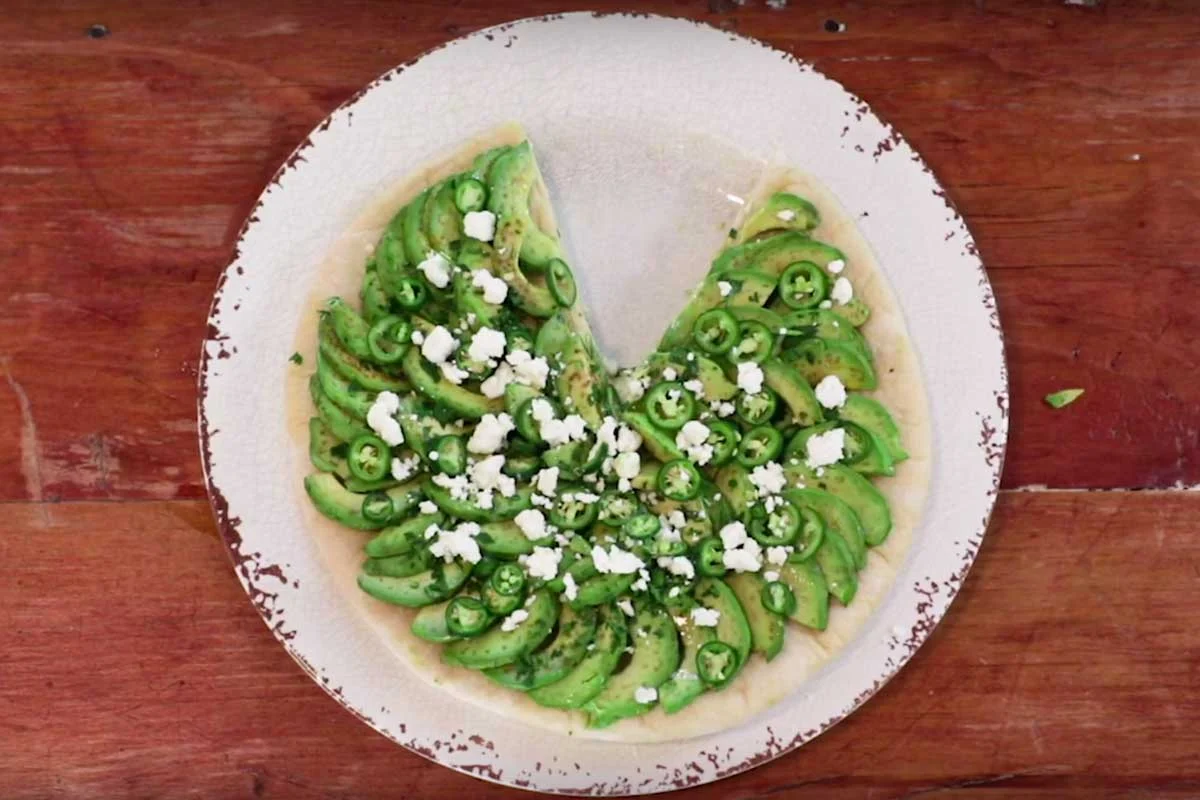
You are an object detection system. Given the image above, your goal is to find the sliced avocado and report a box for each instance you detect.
[721,269,778,307]
[713,462,753,516]
[784,488,866,569]
[694,578,753,672]
[533,310,573,358]
[360,270,392,325]
[486,141,564,270]
[490,218,559,318]
[401,188,432,266]
[782,308,869,355]
[477,519,545,557]
[443,589,558,670]
[485,605,599,690]
[365,513,444,557]
[373,223,409,300]
[424,481,532,523]
[411,598,460,643]
[658,611,716,714]
[719,232,846,281]
[324,297,374,361]
[762,358,824,426]
[620,411,683,462]
[736,192,820,243]
[316,351,374,418]
[452,269,500,328]
[813,528,858,605]
[726,303,787,333]
[583,605,680,728]
[469,144,511,181]
[308,416,343,473]
[529,605,628,709]
[786,336,877,391]
[357,559,472,608]
[401,347,503,420]
[572,574,636,608]
[777,560,829,631]
[726,572,785,662]
[318,315,408,392]
[362,548,433,579]
[310,375,371,443]
[838,395,908,462]
[631,458,662,492]
[837,297,871,327]
[786,463,892,546]
[304,472,386,531]
[557,332,605,427]
[424,179,463,254]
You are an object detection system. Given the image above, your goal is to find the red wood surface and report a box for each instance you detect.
[2,1,1199,797]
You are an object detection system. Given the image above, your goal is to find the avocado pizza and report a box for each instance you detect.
[291,124,931,741]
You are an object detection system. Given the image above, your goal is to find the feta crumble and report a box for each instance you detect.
[428,521,482,564]
[514,509,547,541]
[830,276,854,305]
[616,598,635,617]
[562,572,578,602]
[805,427,846,468]
[421,325,459,365]
[593,545,645,575]
[717,280,733,298]
[736,361,764,395]
[467,413,515,454]
[471,269,508,304]
[814,374,848,409]
[522,546,562,581]
[365,391,404,446]
[675,420,713,465]
[749,461,787,497]
[826,258,846,274]
[463,210,497,242]
[416,252,452,289]
[500,608,529,632]
[690,607,721,627]
[634,686,657,704]
[467,327,507,364]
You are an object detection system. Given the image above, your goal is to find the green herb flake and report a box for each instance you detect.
[1045,388,1084,409]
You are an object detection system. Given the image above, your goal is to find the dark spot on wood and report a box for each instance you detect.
[86,23,109,39]
[251,771,265,797]
[824,19,846,33]
[709,0,736,13]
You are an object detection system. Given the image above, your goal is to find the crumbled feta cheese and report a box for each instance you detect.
[533,466,560,497]
[616,598,635,616]
[418,500,438,515]
[736,361,764,395]
[766,546,790,566]
[668,586,681,598]
[467,327,507,364]
[467,413,515,454]
[723,537,763,572]
[480,362,515,399]
[631,568,650,593]
[634,686,657,704]
[819,300,833,309]
[416,252,452,289]
[830,276,854,305]
[463,210,497,242]
[439,362,470,385]
[777,208,797,222]
[691,607,721,627]
[657,556,695,580]
[682,379,706,398]
[500,608,529,632]
[470,453,516,497]
[613,373,646,403]
[764,570,780,583]
[615,426,641,453]
[825,259,845,275]
[749,461,787,497]
[562,414,588,441]
[562,572,578,602]
[506,350,550,389]
[514,509,547,541]
[432,472,470,500]
[675,420,713,465]
[805,428,847,468]
[710,400,735,418]
[390,454,420,481]
[366,391,405,446]
[421,325,459,365]
[662,367,678,381]
[613,451,641,480]
[428,521,482,564]
[814,374,848,410]
[719,522,748,550]
[471,269,508,304]
[717,280,733,297]
[522,546,562,581]
[410,329,425,345]
[592,545,645,575]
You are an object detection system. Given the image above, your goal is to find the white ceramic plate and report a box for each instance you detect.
[200,13,1007,794]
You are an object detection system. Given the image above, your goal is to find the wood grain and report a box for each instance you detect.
[1,0,1199,500]
[1,491,1197,798]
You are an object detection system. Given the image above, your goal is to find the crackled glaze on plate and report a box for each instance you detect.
[199,12,1007,795]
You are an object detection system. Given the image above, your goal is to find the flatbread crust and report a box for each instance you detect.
[286,126,931,743]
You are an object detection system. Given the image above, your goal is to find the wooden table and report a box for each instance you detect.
[3,1,1198,797]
